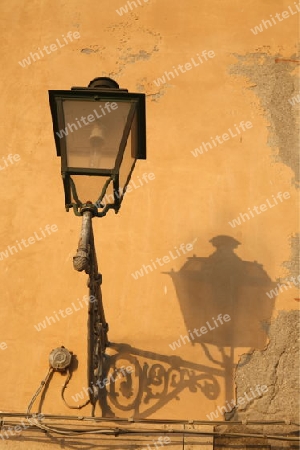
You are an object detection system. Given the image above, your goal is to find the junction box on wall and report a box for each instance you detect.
[49,346,72,371]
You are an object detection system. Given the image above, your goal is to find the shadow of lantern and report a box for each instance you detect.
[99,343,223,418]
[164,235,276,401]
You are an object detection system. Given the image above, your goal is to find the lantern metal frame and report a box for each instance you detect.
[49,80,146,217]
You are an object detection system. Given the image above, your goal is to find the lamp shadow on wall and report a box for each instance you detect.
[164,235,276,402]
[98,236,276,419]
[99,342,223,418]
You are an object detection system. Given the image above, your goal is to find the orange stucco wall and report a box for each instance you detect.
[0,0,298,448]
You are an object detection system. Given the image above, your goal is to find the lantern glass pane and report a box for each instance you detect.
[70,175,113,206]
[62,100,133,170]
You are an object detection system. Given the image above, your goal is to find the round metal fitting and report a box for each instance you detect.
[88,77,119,89]
[49,346,72,370]
[80,202,98,217]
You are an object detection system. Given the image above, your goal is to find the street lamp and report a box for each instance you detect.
[49,76,146,217]
[48,77,146,411]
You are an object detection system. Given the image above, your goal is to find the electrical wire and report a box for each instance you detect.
[21,369,300,443]
[26,367,54,418]
[2,412,299,427]
[1,412,299,442]
[1,422,298,442]
[61,369,91,410]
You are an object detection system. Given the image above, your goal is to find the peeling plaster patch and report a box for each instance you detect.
[229,52,300,187]
[120,49,153,64]
[104,22,162,98]
[135,77,171,102]
[148,91,168,102]
[234,310,299,422]
[81,46,100,54]
[282,233,300,278]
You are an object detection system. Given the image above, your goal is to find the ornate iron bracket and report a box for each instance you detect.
[73,203,109,407]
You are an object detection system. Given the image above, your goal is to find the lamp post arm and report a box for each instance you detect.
[72,206,109,410]
[73,211,92,273]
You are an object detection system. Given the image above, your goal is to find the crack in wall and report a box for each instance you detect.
[234,310,299,422]
[267,348,286,415]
